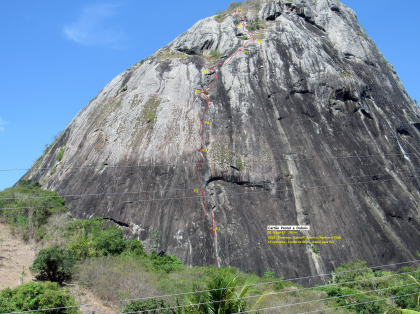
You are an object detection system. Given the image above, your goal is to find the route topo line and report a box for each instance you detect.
[195,11,257,268]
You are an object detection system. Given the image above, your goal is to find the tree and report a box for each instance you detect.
[30,246,76,284]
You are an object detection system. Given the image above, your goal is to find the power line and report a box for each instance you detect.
[110,270,420,314]
[2,168,419,201]
[237,292,420,314]
[1,173,419,210]
[1,151,418,171]
[2,259,419,314]
[123,283,418,314]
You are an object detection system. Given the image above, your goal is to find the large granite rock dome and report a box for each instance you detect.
[25,0,420,283]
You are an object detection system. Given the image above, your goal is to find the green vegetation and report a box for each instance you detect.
[123,298,175,313]
[226,1,244,11]
[246,17,263,31]
[414,100,418,105]
[0,281,79,314]
[382,58,389,64]
[56,147,65,162]
[340,72,351,77]
[184,272,267,313]
[283,172,294,180]
[30,246,76,284]
[63,217,144,260]
[356,32,368,39]
[316,259,420,314]
[141,95,161,124]
[2,182,420,314]
[406,113,412,121]
[236,157,243,170]
[237,35,248,40]
[311,245,319,254]
[157,49,189,60]
[0,179,66,241]
[209,49,222,59]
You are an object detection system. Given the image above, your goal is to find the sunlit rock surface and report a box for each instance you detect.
[24,0,420,283]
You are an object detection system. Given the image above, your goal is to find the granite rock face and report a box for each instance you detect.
[24,0,420,282]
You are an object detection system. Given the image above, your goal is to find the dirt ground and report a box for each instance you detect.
[0,221,36,290]
[0,222,117,314]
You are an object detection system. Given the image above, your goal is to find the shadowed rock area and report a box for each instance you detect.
[23,0,420,284]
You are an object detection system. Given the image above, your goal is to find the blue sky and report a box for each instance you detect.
[0,0,419,191]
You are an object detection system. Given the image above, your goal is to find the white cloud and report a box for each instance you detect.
[0,117,6,132]
[63,4,127,48]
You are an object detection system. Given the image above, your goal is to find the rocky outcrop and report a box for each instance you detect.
[23,0,420,283]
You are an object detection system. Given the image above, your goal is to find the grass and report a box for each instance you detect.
[156,48,190,60]
[237,35,249,40]
[214,12,228,23]
[382,58,388,65]
[236,157,243,170]
[209,49,222,59]
[406,113,412,121]
[356,32,368,39]
[142,95,161,123]
[246,17,264,31]
[56,147,65,162]
[340,72,351,77]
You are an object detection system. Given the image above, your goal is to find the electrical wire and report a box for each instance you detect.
[2,173,418,210]
[237,292,420,314]
[122,283,418,314]
[1,168,419,201]
[2,260,419,314]
[1,151,418,171]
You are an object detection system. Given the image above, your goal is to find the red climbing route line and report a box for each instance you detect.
[195,11,257,268]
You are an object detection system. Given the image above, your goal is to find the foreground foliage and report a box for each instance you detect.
[123,298,175,314]
[316,259,420,314]
[30,246,76,284]
[0,180,66,241]
[0,282,79,314]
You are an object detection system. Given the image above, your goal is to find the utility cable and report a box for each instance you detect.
[237,292,420,314]
[1,168,419,201]
[121,282,418,313]
[1,173,419,210]
[2,260,419,314]
[1,151,418,171]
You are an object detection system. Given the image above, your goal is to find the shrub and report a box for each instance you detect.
[30,246,76,284]
[64,218,145,259]
[123,239,146,256]
[247,17,263,31]
[145,251,185,273]
[0,181,67,240]
[209,50,222,59]
[123,298,175,314]
[0,281,79,314]
[56,147,65,162]
[333,259,372,283]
